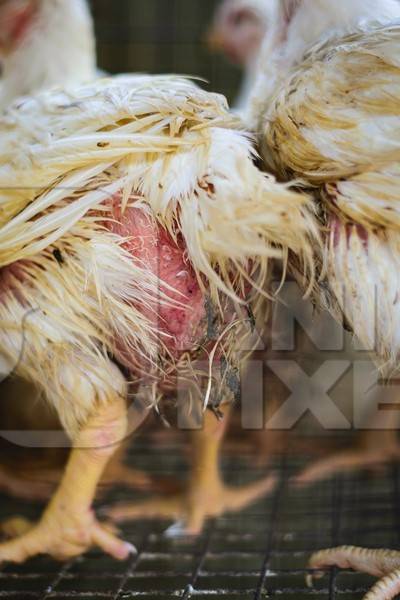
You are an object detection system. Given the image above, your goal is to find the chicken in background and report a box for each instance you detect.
[243,0,400,127]
[207,0,268,110]
[243,0,400,597]
[0,0,96,109]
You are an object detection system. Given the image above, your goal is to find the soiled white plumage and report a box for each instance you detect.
[0,75,317,434]
[263,25,400,373]
[0,0,96,109]
[246,0,400,128]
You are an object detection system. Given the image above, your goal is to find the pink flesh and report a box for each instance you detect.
[0,199,208,376]
[104,199,206,365]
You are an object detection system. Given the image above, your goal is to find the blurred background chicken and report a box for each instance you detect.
[207,0,268,109]
[241,0,400,597]
[0,71,317,561]
[0,0,96,109]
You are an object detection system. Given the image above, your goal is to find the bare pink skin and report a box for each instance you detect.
[104,200,207,371]
[0,195,219,390]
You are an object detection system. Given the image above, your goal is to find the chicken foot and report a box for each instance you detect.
[0,395,136,562]
[293,409,400,487]
[107,405,276,535]
[308,546,400,600]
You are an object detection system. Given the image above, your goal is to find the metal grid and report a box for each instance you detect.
[90,0,243,104]
[0,442,399,599]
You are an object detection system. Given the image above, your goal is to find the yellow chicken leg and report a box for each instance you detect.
[0,395,136,563]
[107,406,276,535]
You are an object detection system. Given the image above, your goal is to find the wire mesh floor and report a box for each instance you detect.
[0,440,399,600]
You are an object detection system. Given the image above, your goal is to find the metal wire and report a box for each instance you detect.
[0,442,398,599]
[90,0,243,104]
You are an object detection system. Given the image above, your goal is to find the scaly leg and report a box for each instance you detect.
[0,395,136,562]
[308,546,400,600]
[107,405,276,535]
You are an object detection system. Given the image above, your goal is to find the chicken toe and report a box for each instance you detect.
[293,432,400,487]
[309,546,400,600]
[106,471,276,535]
[106,406,276,535]
[1,517,33,539]
[0,510,135,563]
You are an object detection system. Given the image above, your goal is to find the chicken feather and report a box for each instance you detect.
[264,25,400,370]
[252,4,400,598]
[0,72,319,562]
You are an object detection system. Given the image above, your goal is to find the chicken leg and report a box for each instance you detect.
[0,377,160,503]
[308,546,400,600]
[107,405,276,535]
[0,395,136,562]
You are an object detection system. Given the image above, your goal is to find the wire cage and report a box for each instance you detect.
[91,0,242,104]
[0,441,399,599]
[0,2,399,599]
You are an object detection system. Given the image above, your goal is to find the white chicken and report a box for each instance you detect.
[244,0,400,598]
[0,0,96,109]
[0,0,289,525]
[0,0,159,502]
[245,0,400,127]
[0,0,272,527]
[0,74,317,561]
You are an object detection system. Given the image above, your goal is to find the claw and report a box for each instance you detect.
[308,547,400,600]
[1,517,33,539]
[105,473,277,535]
[0,511,135,564]
[164,520,191,539]
[293,446,400,488]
